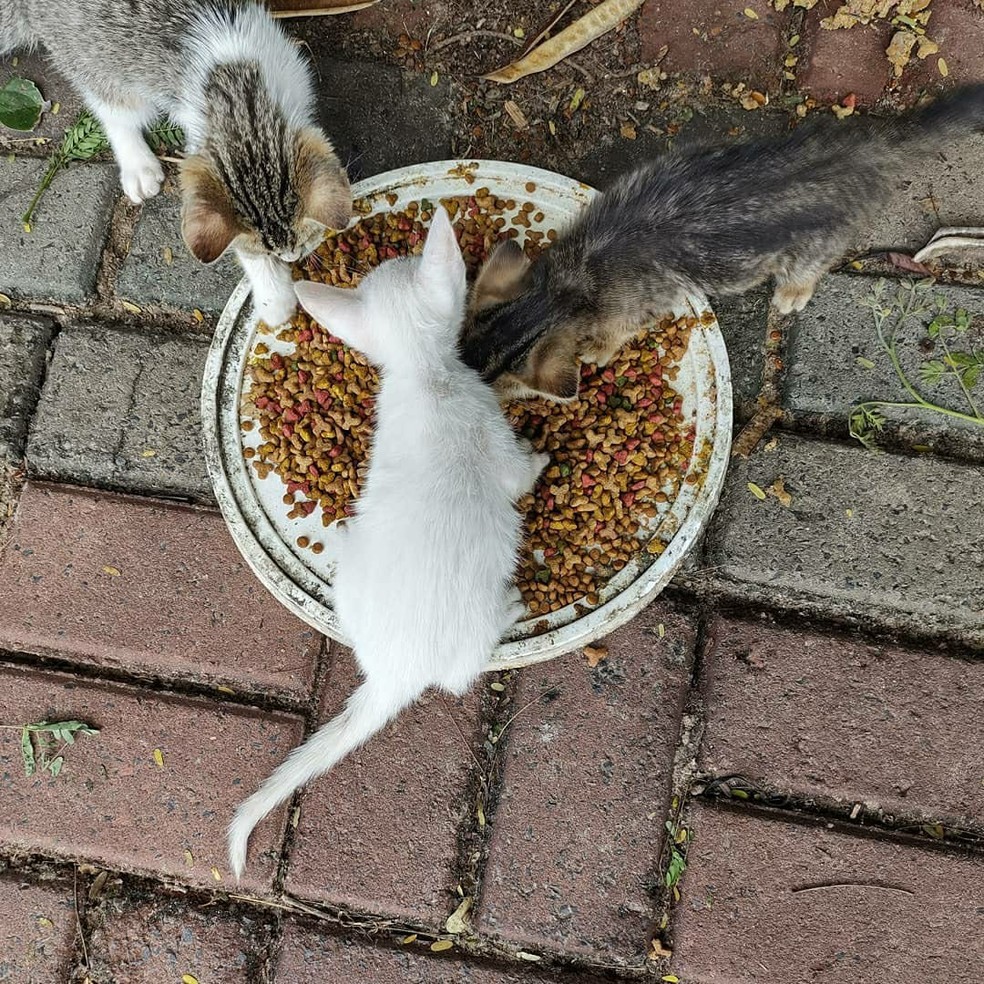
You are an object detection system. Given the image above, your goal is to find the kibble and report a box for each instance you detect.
[244,197,696,614]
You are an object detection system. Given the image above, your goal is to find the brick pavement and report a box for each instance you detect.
[0,1,982,981]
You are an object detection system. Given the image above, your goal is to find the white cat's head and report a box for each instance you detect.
[295,207,467,369]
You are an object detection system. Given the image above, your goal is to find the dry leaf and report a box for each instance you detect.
[620,121,637,139]
[102,565,121,577]
[268,0,381,16]
[182,976,200,984]
[516,952,542,962]
[401,934,417,944]
[121,300,142,314]
[649,938,673,959]
[768,477,793,507]
[162,246,173,265]
[445,897,473,934]
[483,0,646,84]
[153,748,165,768]
[740,90,768,110]
[0,293,11,309]
[584,644,609,666]
[937,56,949,77]
[184,849,194,866]
[211,867,222,881]
[916,37,938,59]
[503,99,529,130]
[743,6,759,17]
[884,251,932,275]
[886,29,917,76]
[430,939,453,952]
[747,482,767,500]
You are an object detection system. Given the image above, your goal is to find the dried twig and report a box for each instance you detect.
[732,306,788,458]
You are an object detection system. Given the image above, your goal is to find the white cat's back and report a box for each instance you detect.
[334,366,524,688]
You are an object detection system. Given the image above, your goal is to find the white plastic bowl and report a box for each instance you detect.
[201,160,732,669]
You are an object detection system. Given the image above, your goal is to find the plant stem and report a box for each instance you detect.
[937,332,982,418]
[21,154,64,227]
[855,399,984,428]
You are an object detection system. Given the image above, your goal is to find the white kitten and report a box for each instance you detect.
[227,208,548,877]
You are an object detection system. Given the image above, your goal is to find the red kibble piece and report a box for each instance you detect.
[282,424,293,438]
[283,407,300,424]
[308,465,319,479]
[328,446,343,458]
[581,474,596,489]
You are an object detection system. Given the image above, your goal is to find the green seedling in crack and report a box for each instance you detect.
[1,719,99,778]
[850,279,984,449]
[21,111,184,229]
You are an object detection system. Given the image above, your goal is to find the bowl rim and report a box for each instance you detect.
[200,159,733,670]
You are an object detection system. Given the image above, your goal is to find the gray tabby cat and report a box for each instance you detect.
[461,85,984,401]
[1,0,352,326]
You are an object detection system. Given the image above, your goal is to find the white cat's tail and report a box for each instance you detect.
[227,680,410,878]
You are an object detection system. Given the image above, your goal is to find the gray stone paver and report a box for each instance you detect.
[0,312,53,462]
[705,432,984,647]
[116,179,242,315]
[27,321,210,500]
[0,157,117,303]
[786,274,984,458]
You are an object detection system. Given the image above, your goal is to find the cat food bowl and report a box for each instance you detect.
[201,160,732,669]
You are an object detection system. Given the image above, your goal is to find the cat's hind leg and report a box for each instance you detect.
[85,94,164,204]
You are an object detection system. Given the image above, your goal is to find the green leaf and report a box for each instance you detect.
[48,756,63,778]
[0,78,45,132]
[21,728,35,777]
[60,730,75,745]
[963,365,980,390]
[919,360,946,386]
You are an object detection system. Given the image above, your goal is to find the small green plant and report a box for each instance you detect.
[850,279,984,449]
[663,819,689,888]
[1,719,99,778]
[20,112,185,229]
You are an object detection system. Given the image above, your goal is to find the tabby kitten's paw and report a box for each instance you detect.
[253,285,297,328]
[119,158,165,204]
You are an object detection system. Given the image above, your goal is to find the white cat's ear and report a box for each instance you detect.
[294,280,366,346]
[420,207,465,284]
[179,155,246,264]
[296,127,353,232]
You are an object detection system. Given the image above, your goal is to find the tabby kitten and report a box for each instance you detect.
[1,0,351,325]
[461,85,984,401]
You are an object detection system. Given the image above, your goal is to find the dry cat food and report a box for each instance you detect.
[243,194,697,615]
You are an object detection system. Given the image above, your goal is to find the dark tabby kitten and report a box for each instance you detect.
[1,0,352,325]
[461,85,984,401]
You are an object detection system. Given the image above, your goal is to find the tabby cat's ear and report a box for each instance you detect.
[296,127,352,232]
[471,240,532,313]
[179,155,245,264]
[527,330,581,402]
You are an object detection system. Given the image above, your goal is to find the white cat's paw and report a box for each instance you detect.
[119,157,164,204]
[253,286,297,328]
[531,452,551,478]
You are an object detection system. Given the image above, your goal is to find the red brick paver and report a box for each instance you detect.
[798,4,893,104]
[476,604,695,962]
[700,617,984,827]
[0,874,76,983]
[902,1,984,96]
[0,664,304,891]
[284,648,482,929]
[672,804,984,983]
[273,922,610,983]
[0,482,320,699]
[88,896,272,984]
[638,0,792,90]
